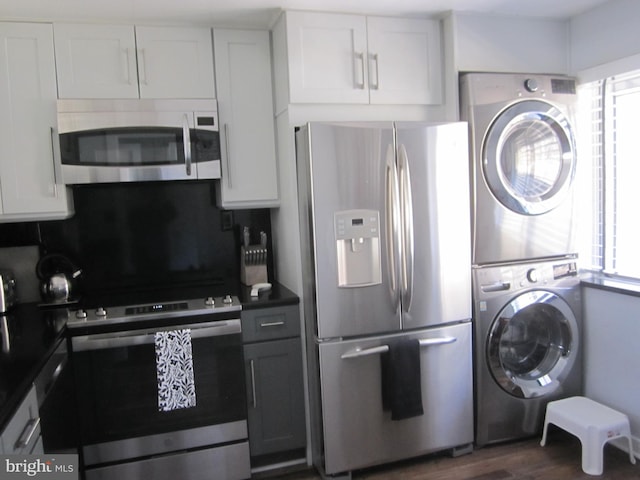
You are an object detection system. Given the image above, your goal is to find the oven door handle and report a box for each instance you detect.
[71,319,241,352]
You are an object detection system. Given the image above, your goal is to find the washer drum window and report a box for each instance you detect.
[482,100,576,215]
[486,290,578,399]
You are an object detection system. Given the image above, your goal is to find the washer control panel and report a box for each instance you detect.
[476,260,578,293]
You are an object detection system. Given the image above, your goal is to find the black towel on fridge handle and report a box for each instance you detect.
[380,337,424,420]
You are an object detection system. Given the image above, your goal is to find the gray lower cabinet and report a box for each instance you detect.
[242,305,305,459]
[0,385,43,455]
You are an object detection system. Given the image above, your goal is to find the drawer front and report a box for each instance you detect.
[1,385,42,455]
[241,305,300,342]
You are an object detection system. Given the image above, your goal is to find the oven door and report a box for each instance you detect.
[70,318,246,466]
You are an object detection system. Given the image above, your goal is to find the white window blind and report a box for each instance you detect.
[580,69,640,279]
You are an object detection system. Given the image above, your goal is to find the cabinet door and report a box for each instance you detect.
[135,26,215,99]
[0,386,43,455]
[366,17,443,105]
[286,11,369,104]
[244,338,306,457]
[0,23,72,221]
[54,23,139,98]
[213,29,278,208]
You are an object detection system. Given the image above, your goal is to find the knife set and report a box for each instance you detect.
[241,227,268,286]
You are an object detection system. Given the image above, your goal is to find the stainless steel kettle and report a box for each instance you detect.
[36,253,82,303]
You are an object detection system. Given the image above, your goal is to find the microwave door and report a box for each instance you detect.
[59,111,195,184]
[60,134,194,184]
[57,100,221,184]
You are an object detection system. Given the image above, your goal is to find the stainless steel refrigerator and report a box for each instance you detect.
[296,122,474,477]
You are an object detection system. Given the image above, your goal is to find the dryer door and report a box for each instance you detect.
[482,99,576,215]
[486,289,578,399]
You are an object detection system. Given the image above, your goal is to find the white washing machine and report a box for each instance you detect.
[460,73,579,266]
[472,258,582,447]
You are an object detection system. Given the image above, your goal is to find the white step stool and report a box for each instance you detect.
[540,396,637,475]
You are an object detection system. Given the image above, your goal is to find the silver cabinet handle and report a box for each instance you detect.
[183,114,192,176]
[122,48,133,84]
[49,127,61,197]
[15,417,40,450]
[250,360,257,409]
[223,123,232,188]
[369,53,380,90]
[260,321,285,328]
[341,337,457,359]
[385,143,401,316]
[138,48,148,85]
[354,52,366,89]
[398,144,414,313]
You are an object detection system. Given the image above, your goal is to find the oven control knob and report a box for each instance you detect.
[75,309,87,320]
[223,295,233,305]
[205,297,215,307]
[527,268,539,283]
[95,307,107,318]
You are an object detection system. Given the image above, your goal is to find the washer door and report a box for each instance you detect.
[482,100,576,215]
[486,290,578,399]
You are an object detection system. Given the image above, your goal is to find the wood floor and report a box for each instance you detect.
[276,430,639,480]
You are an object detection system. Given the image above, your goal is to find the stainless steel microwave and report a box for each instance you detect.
[57,99,221,184]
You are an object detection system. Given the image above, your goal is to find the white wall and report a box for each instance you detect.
[452,13,569,74]
[570,0,640,75]
[570,0,640,457]
[582,286,640,457]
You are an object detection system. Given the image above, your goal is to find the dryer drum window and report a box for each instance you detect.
[486,290,579,399]
[482,100,576,215]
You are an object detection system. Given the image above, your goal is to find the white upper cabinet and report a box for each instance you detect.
[0,22,73,222]
[286,12,369,104]
[135,26,215,99]
[366,16,442,105]
[213,29,279,209]
[283,11,442,105]
[54,24,215,99]
[54,24,138,98]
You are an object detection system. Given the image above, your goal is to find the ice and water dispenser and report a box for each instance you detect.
[334,210,382,287]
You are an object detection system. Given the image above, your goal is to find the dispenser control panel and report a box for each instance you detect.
[335,211,379,240]
[334,210,382,288]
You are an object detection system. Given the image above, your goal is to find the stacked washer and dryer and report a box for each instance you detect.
[460,73,583,447]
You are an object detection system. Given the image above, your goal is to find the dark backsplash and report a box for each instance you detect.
[0,181,272,295]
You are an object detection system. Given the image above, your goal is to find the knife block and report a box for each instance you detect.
[240,245,268,286]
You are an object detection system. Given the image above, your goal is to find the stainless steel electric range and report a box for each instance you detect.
[66,291,250,480]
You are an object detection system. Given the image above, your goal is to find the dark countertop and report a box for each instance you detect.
[239,282,299,309]
[581,272,640,298]
[0,303,67,432]
[0,282,298,432]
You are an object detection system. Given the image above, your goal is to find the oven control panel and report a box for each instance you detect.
[67,295,241,329]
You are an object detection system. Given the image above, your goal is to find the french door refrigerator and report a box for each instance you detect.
[296,122,474,477]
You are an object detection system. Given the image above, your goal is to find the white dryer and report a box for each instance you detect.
[460,73,578,265]
[472,258,582,446]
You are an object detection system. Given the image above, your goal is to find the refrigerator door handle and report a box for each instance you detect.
[385,143,401,314]
[398,144,415,313]
[340,336,458,359]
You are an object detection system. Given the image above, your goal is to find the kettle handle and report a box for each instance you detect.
[36,253,81,280]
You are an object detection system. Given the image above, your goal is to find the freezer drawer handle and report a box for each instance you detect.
[340,336,457,359]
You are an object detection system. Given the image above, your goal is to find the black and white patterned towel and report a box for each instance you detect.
[154,329,197,412]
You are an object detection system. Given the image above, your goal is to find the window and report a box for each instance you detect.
[578,69,640,280]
